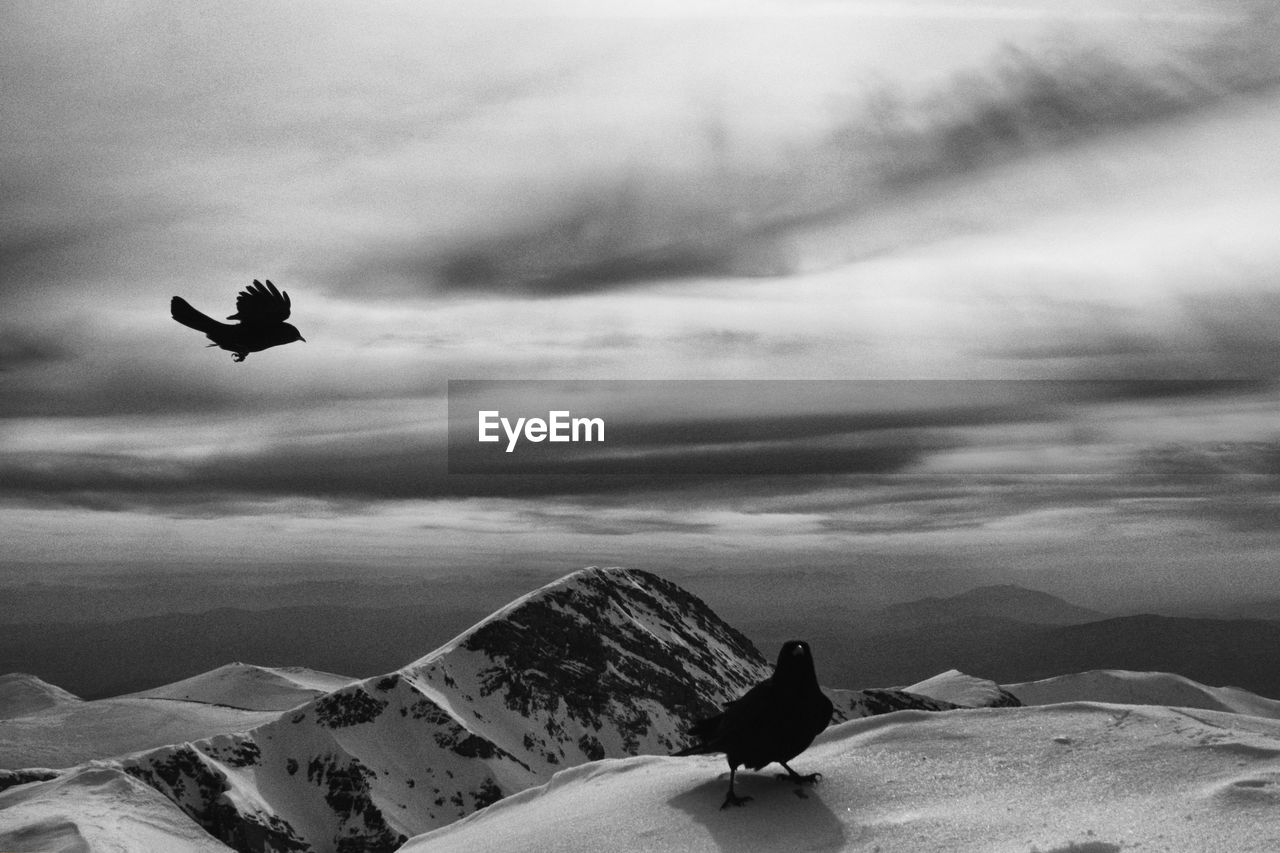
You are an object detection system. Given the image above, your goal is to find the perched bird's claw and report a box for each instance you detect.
[720,792,753,810]
[232,353,246,362]
[777,770,822,786]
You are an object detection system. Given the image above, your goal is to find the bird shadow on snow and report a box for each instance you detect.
[668,773,848,852]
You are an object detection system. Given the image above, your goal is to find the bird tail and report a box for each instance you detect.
[170,297,224,334]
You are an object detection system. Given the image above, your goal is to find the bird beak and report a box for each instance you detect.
[299,336,307,342]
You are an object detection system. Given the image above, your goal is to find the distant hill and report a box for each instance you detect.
[885,584,1104,628]
[132,663,355,711]
[1007,669,1280,718]
[0,604,494,699]
[0,673,81,719]
[1213,598,1280,622]
[0,696,279,770]
[0,663,358,771]
[844,614,1280,699]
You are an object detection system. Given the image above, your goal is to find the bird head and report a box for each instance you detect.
[774,640,819,685]
[283,323,306,343]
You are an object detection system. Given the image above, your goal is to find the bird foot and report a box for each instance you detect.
[720,792,753,810]
[776,771,823,786]
[232,353,246,362]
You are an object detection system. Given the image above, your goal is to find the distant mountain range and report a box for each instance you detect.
[843,612,1280,698]
[0,604,495,699]
[883,583,1105,627]
[770,585,1280,699]
[10,581,1280,705]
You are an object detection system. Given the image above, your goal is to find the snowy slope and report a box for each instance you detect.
[1008,669,1280,720]
[0,697,280,769]
[91,567,774,852]
[405,703,1280,853]
[0,765,234,852]
[0,567,964,851]
[0,673,81,719]
[133,662,356,711]
[905,669,1022,708]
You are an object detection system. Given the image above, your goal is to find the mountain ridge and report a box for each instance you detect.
[7,568,1280,853]
[97,567,774,852]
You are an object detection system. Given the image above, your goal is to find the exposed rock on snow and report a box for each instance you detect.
[0,765,235,852]
[828,686,959,722]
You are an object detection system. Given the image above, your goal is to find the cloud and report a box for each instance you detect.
[0,327,72,372]
[3,379,1270,510]
[335,8,1280,299]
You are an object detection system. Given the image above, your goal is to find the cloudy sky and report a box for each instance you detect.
[3,0,1279,613]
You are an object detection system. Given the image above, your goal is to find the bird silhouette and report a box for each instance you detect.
[171,279,305,362]
[675,640,834,809]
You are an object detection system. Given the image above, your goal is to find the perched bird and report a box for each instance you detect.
[676,639,834,809]
[171,279,305,362]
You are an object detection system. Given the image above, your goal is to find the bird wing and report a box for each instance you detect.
[717,680,785,739]
[679,680,783,755]
[226,279,291,325]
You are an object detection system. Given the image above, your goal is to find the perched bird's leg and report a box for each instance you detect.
[720,766,753,810]
[776,762,822,785]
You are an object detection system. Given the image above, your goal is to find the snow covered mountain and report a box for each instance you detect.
[903,668,1022,708]
[111,567,775,852]
[0,695,280,770]
[133,663,356,711]
[0,568,778,852]
[404,702,1280,853]
[0,766,236,853]
[0,664,352,772]
[1008,669,1280,720]
[8,567,1278,852]
[0,673,81,719]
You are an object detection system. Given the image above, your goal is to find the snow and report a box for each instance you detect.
[6,569,1280,852]
[0,673,82,719]
[404,703,1280,853]
[904,669,1013,708]
[0,663,347,769]
[0,567,773,851]
[0,696,280,769]
[0,765,234,852]
[132,662,357,711]
[1008,670,1280,720]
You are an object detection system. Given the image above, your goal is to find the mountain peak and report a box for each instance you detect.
[108,565,772,851]
[404,565,769,766]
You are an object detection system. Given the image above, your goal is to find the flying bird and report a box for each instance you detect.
[171,279,305,362]
[675,639,834,809]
